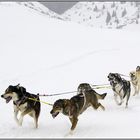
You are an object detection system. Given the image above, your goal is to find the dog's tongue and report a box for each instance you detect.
[52,112,59,118]
[6,97,12,103]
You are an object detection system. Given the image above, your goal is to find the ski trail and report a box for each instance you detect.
[4,46,138,84]
[20,48,119,79]
[45,48,119,71]
[0,48,119,86]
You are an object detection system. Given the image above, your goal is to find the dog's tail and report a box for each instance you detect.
[96,93,107,100]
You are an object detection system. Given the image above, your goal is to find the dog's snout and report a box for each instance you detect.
[1,94,4,98]
[50,110,53,114]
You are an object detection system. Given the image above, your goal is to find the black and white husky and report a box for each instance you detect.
[108,73,131,108]
[1,84,41,128]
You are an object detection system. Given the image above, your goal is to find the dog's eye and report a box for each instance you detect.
[5,89,9,93]
[55,106,61,110]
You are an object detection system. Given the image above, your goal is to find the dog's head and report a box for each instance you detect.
[50,99,67,118]
[108,73,122,85]
[1,84,26,103]
[129,71,136,80]
[77,83,92,94]
[136,66,140,72]
[108,73,114,80]
[108,73,120,80]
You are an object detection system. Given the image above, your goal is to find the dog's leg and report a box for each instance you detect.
[99,103,105,111]
[91,102,105,111]
[137,84,140,95]
[70,116,78,131]
[64,117,77,137]
[64,117,76,137]
[133,85,138,96]
[18,109,31,126]
[69,117,73,124]
[28,111,39,128]
[118,95,124,106]
[13,105,19,124]
[125,92,130,108]
[114,93,121,105]
[33,112,38,129]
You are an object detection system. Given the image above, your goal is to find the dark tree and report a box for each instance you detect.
[122,8,127,17]
[106,11,111,25]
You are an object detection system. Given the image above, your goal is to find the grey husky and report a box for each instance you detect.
[108,73,131,108]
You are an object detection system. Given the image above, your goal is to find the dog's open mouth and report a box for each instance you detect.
[5,96,12,103]
[52,112,59,118]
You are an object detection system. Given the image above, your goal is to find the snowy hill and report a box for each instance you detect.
[62,2,140,29]
[0,2,140,138]
[0,2,63,20]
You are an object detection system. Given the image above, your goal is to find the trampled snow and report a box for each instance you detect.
[0,2,140,138]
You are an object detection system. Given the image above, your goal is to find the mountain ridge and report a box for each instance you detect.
[62,2,140,29]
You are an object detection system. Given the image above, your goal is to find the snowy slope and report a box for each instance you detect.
[0,2,140,138]
[0,2,63,20]
[62,2,140,29]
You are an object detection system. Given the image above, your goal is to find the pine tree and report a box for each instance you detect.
[111,2,115,8]
[122,8,127,17]
[137,13,140,19]
[136,13,139,24]
[89,16,92,20]
[106,11,111,25]
[93,5,98,12]
[112,10,116,17]
[102,5,105,10]
[115,17,119,24]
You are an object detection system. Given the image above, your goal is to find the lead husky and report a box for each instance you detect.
[1,84,41,128]
[130,66,140,96]
[108,73,131,108]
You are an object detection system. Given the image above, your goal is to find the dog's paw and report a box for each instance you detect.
[34,124,38,129]
[125,105,128,109]
[102,106,105,111]
[69,130,74,135]
[18,123,22,126]
[64,130,74,137]
[14,119,19,124]
[118,102,122,106]
[18,122,22,126]
[18,119,23,126]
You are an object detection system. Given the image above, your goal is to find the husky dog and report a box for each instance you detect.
[1,84,41,128]
[129,66,140,96]
[108,73,131,108]
[130,71,138,96]
[50,83,107,132]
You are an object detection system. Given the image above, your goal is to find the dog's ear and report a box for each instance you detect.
[16,83,20,89]
[63,99,67,105]
[19,87,26,94]
[115,73,121,78]
[87,84,92,91]
[136,66,140,71]
[63,99,70,107]
[109,73,112,75]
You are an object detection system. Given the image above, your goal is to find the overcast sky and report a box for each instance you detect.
[40,2,77,14]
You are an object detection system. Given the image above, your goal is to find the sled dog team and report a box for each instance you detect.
[1,66,140,132]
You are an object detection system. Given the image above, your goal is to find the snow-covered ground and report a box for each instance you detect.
[0,2,140,138]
